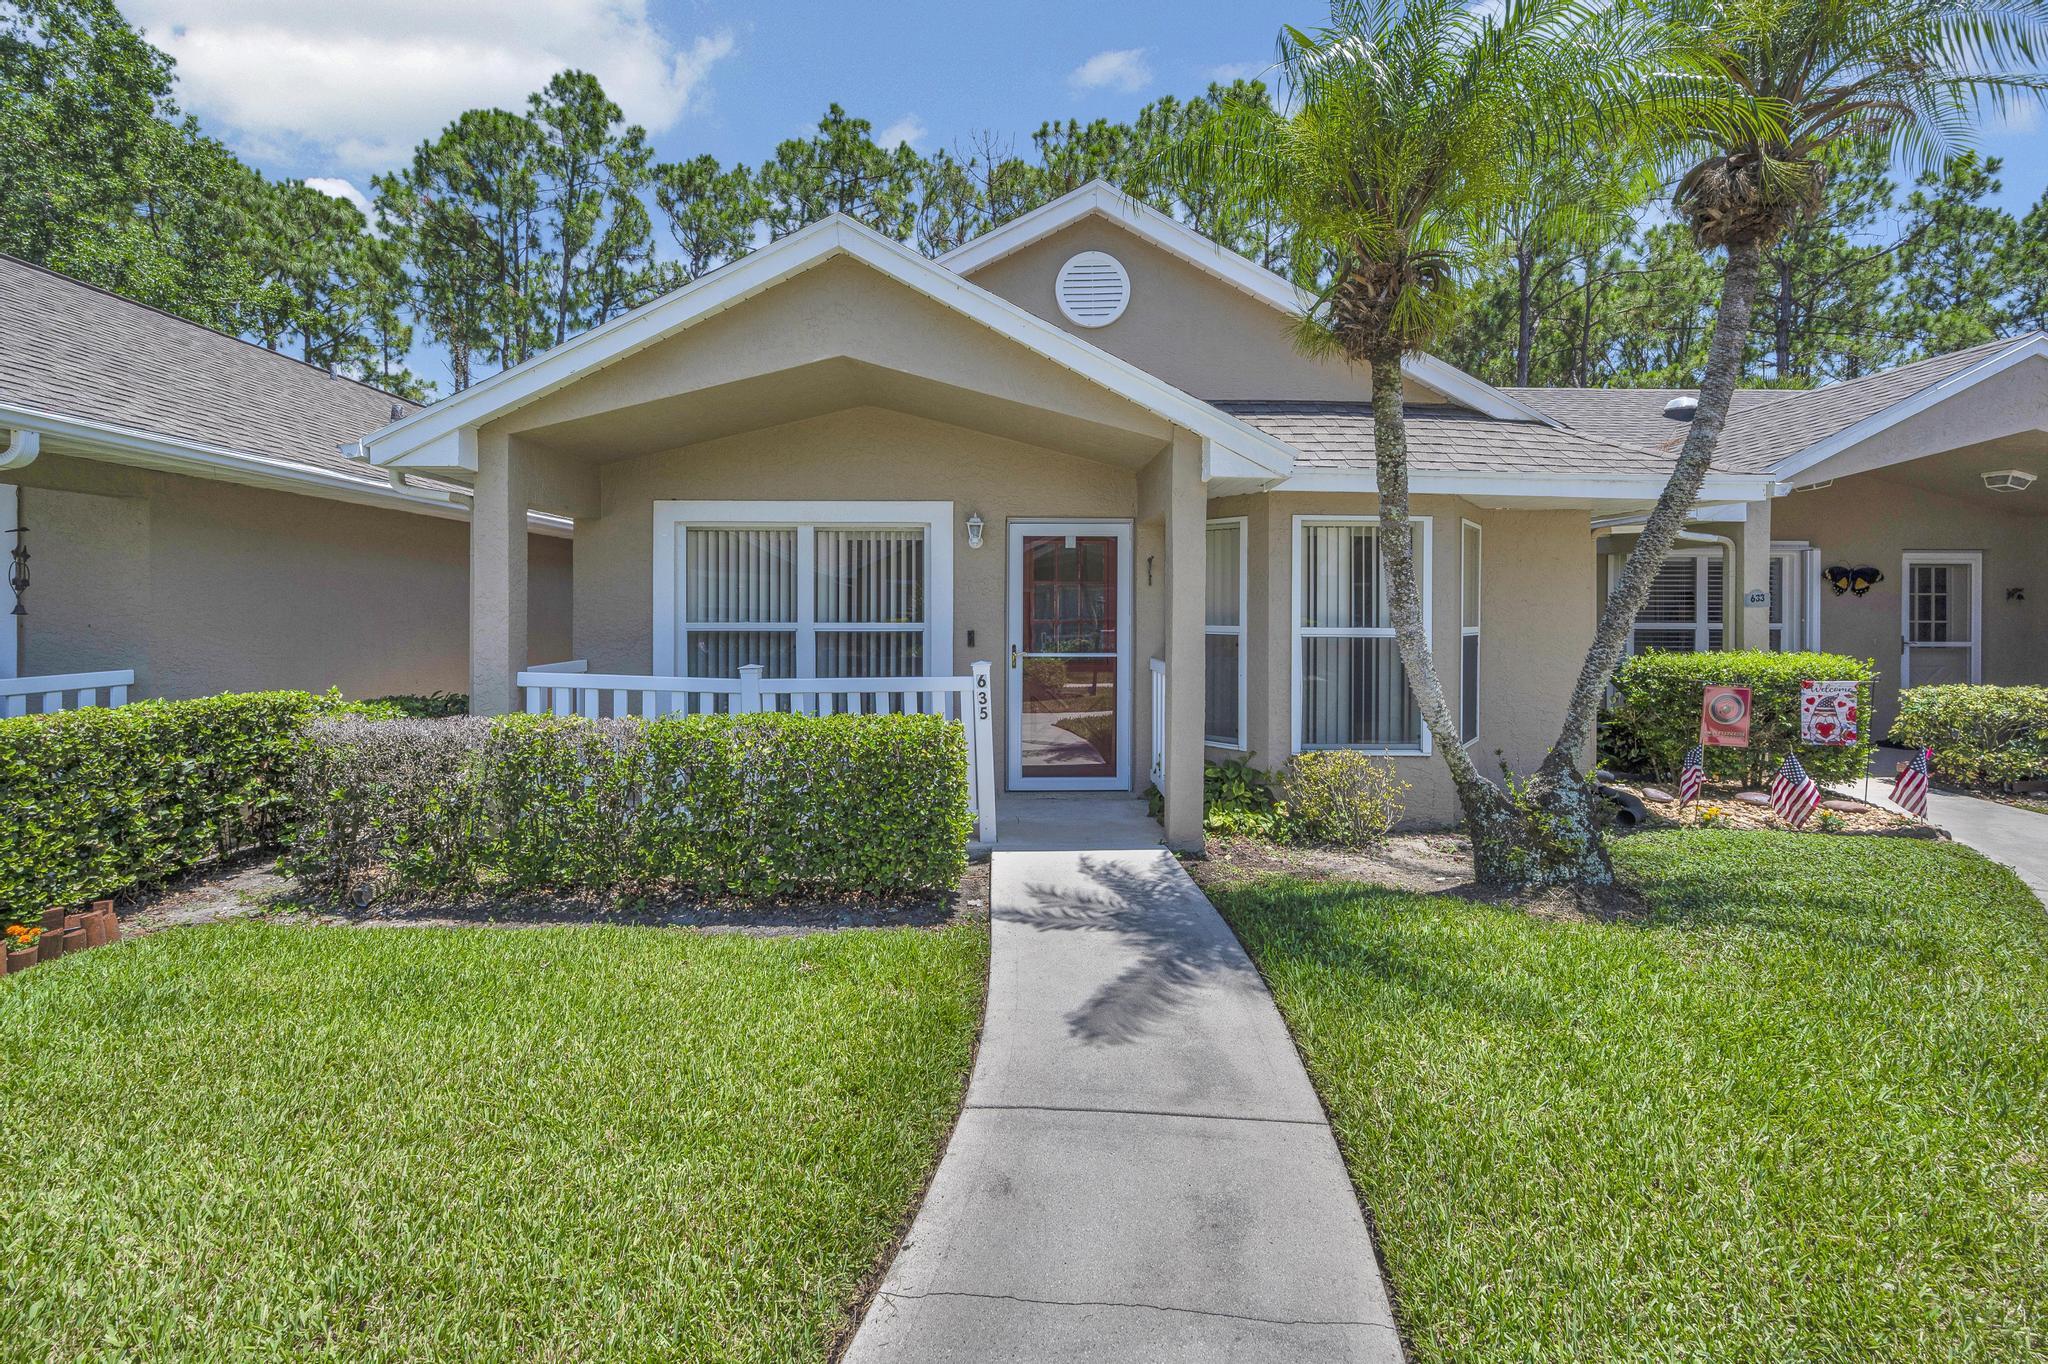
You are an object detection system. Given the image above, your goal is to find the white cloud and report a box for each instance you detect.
[1205,61,1268,83]
[304,177,372,216]
[876,115,928,150]
[1068,47,1153,94]
[124,0,736,172]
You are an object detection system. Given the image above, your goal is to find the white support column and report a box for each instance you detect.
[469,434,529,715]
[1738,499,1773,651]
[1157,428,1207,851]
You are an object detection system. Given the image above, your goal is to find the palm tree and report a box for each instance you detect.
[1554,0,2048,837]
[1177,0,2047,894]
[1172,0,1714,890]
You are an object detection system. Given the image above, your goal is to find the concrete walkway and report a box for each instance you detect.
[843,845,1403,1363]
[1844,747,2048,903]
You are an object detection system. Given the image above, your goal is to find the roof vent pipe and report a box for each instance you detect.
[1662,395,1698,421]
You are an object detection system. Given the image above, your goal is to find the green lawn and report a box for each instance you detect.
[1210,832,2048,1363]
[0,920,987,1363]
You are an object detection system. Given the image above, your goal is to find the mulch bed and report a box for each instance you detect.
[1602,775,1930,836]
[111,854,991,940]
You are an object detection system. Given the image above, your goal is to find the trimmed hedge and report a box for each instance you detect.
[1892,684,2048,786]
[1604,650,1877,786]
[286,711,972,903]
[0,691,376,923]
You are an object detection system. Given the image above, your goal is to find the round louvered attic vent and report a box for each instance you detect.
[1054,251,1131,327]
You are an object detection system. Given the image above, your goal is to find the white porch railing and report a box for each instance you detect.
[1149,657,1167,788]
[1,669,134,718]
[515,660,998,843]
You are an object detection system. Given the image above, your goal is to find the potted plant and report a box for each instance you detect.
[4,924,41,973]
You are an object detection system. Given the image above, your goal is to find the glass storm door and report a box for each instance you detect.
[1901,553,1981,687]
[1007,521,1133,790]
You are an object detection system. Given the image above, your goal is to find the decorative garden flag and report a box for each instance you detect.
[1893,747,1932,818]
[1799,680,1859,746]
[1700,685,1752,748]
[1771,752,1821,828]
[1679,745,1705,808]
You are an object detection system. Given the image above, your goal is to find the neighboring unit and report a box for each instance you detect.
[0,256,571,708]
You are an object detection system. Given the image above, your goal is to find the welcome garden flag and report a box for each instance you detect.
[1799,680,1859,746]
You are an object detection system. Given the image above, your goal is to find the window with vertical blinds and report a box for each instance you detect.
[1205,520,1245,747]
[682,522,927,679]
[1294,518,1424,752]
[1460,521,1480,745]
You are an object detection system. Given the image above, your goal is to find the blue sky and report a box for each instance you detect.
[117,1,2047,387]
[125,0,2047,206]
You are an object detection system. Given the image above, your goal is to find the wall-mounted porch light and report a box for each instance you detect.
[965,512,984,550]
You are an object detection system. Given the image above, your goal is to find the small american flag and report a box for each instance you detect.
[1892,747,1932,819]
[1771,752,1821,828]
[1679,745,1705,808]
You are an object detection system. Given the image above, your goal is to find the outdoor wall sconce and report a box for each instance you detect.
[7,520,25,616]
[965,513,984,550]
[2008,586,2027,602]
[1824,564,1883,597]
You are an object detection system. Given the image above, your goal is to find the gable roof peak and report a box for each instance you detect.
[937,182,1557,427]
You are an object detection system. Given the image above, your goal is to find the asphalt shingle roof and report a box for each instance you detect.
[1503,334,2044,474]
[0,254,417,481]
[1705,336,2039,472]
[1210,400,1683,476]
[1499,386,1787,455]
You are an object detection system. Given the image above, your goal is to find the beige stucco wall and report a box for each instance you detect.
[960,216,1447,405]
[1773,471,2048,727]
[3,455,571,701]
[573,405,1171,789]
[1206,491,1596,827]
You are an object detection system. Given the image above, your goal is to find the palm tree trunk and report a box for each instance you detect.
[1366,343,1517,847]
[1540,236,1764,787]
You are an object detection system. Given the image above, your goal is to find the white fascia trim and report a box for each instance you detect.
[936,180,1557,427]
[0,401,570,537]
[363,212,1299,480]
[1768,333,2048,483]
[1275,469,1777,502]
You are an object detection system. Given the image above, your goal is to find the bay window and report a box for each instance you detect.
[1292,516,1427,754]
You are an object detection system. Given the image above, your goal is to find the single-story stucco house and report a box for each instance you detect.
[1508,332,2048,730]
[10,183,2042,848]
[0,256,572,704]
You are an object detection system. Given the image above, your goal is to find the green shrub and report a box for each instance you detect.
[0,690,373,923]
[1277,751,1409,849]
[286,711,972,903]
[368,690,468,718]
[1891,684,2048,786]
[1605,650,1876,787]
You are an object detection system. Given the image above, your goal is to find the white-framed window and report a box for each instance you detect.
[1460,519,1480,745]
[1205,517,1247,748]
[1626,549,1723,654]
[1767,542,1816,652]
[1291,515,1430,755]
[651,501,954,680]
